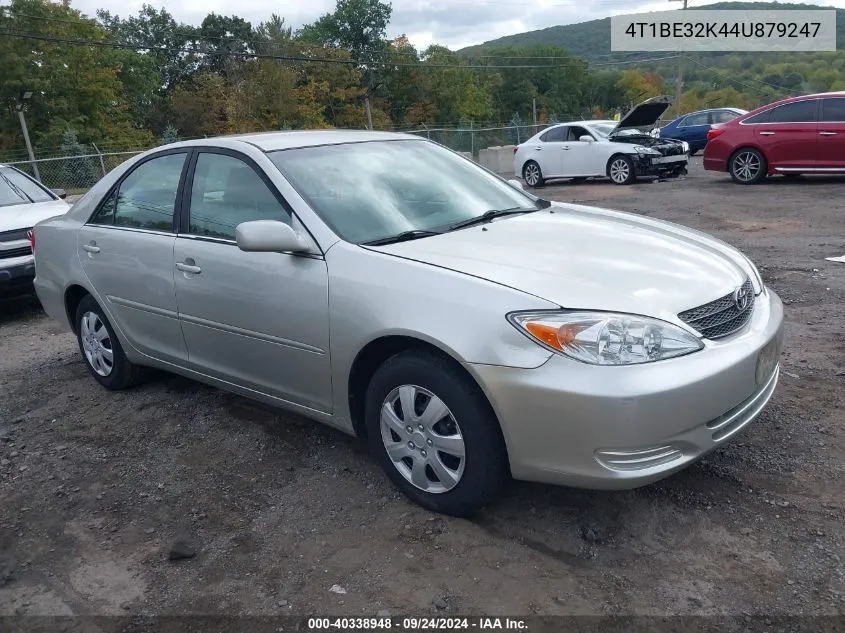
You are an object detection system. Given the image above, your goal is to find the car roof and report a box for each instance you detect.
[210,129,422,152]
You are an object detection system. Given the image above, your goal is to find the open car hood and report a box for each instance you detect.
[611,96,673,134]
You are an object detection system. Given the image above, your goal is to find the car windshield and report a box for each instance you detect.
[268,139,539,244]
[0,167,54,207]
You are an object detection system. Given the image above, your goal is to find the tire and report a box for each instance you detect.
[364,351,508,517]
[75,295,145,390]
[522,161,545,187]
[607,155,636,185]
[729,148,767,184]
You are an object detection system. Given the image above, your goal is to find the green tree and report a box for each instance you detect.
[60,129,100,189]
[160,125,180,145]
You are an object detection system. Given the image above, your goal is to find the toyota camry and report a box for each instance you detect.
[32,131,783,516]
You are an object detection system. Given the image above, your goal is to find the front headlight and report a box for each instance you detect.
[742,254,764,294]
[507,311,704,366]
[633,146,661,157]
[681,141,690,153]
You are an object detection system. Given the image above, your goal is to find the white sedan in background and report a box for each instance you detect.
[514,98,689,186]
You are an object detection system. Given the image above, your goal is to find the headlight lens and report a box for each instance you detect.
[681,141,690,153]
[633,145,661,157]
[742,254,764,294]
[508,311,704,366]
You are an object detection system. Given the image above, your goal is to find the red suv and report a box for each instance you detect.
[703,91,845,184]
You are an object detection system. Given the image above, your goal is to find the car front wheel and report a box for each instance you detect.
[729,148,767,184]
[364,351,507,517]
[75,295,145,390]
[522,161,544,187]
[608,155,636,185]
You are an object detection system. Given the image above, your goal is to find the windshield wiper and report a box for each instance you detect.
[363,229,443,246]
[0,170,32,203]
[447,206,537,232]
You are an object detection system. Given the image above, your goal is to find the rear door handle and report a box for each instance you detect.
[534,146,542,151]
[562,146,570,150]
[759,131,775,136]
[819,131,838,136]
[176,262,202,274]
[82,244,100,254]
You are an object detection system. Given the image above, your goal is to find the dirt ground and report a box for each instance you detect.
[1,157,844,626]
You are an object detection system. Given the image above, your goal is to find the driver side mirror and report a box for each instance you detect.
[52,188,68,199]
[507,178,524,190]
[236,220,310,253]
[579,135,594,143]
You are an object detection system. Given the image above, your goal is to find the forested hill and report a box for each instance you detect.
[459,2,845,62]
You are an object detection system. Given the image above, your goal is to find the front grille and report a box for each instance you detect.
[679,278,754,339]
[0,246,32,259]
[0,228,31,242]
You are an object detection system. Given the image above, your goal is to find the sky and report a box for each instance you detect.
[59,0,845,51]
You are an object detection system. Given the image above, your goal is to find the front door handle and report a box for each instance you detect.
[534,146,542,151]
[82,243,100,254]
[176,261,202,274]
[562,146,570,150]
[759,131,776,136]
[819,131,838,136]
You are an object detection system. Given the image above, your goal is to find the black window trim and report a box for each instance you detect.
[740,98,821,126]
[86,147,193,234]
[178,146,324,259]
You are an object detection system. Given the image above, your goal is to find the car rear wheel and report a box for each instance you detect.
[75,295,145,390]
[364,351,507,517]
[608,155,636,185]
[729,148,767,184]
[522,161,544,187]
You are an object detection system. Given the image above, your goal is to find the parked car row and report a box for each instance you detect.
[513,90,845,187]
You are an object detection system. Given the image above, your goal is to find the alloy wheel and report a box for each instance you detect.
[524,163,540,186]
[733,151,762,183]
[379,384,466,494]
[609,158,631,184]
[80,311,114,377]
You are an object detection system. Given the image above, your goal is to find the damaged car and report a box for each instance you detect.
[513,96,689,186]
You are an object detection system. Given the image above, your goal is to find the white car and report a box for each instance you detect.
[514,97,690,186]
[0,165,69,297]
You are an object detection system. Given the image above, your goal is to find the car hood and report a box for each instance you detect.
[370,204,751,323]
[612,96,672,133]
[0,199,69,233]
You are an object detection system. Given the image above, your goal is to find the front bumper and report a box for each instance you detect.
[469,288,784,489]
[0,255,35,297]
[635,153,688,178]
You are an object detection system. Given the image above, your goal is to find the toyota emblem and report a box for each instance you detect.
[733,284,751,311]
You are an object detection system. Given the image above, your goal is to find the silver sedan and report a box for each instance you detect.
[32,131,784,516]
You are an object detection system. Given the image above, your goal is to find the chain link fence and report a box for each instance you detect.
[406,124,546,156]
[7,151,143,194]
[3,124,550,193]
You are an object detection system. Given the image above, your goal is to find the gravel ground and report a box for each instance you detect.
[1,158,843,625]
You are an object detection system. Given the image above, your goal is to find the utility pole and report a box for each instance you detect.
[365,96,373,131]
[16,91,40,182]
[532,97,537,126]
[671,0,689,117]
